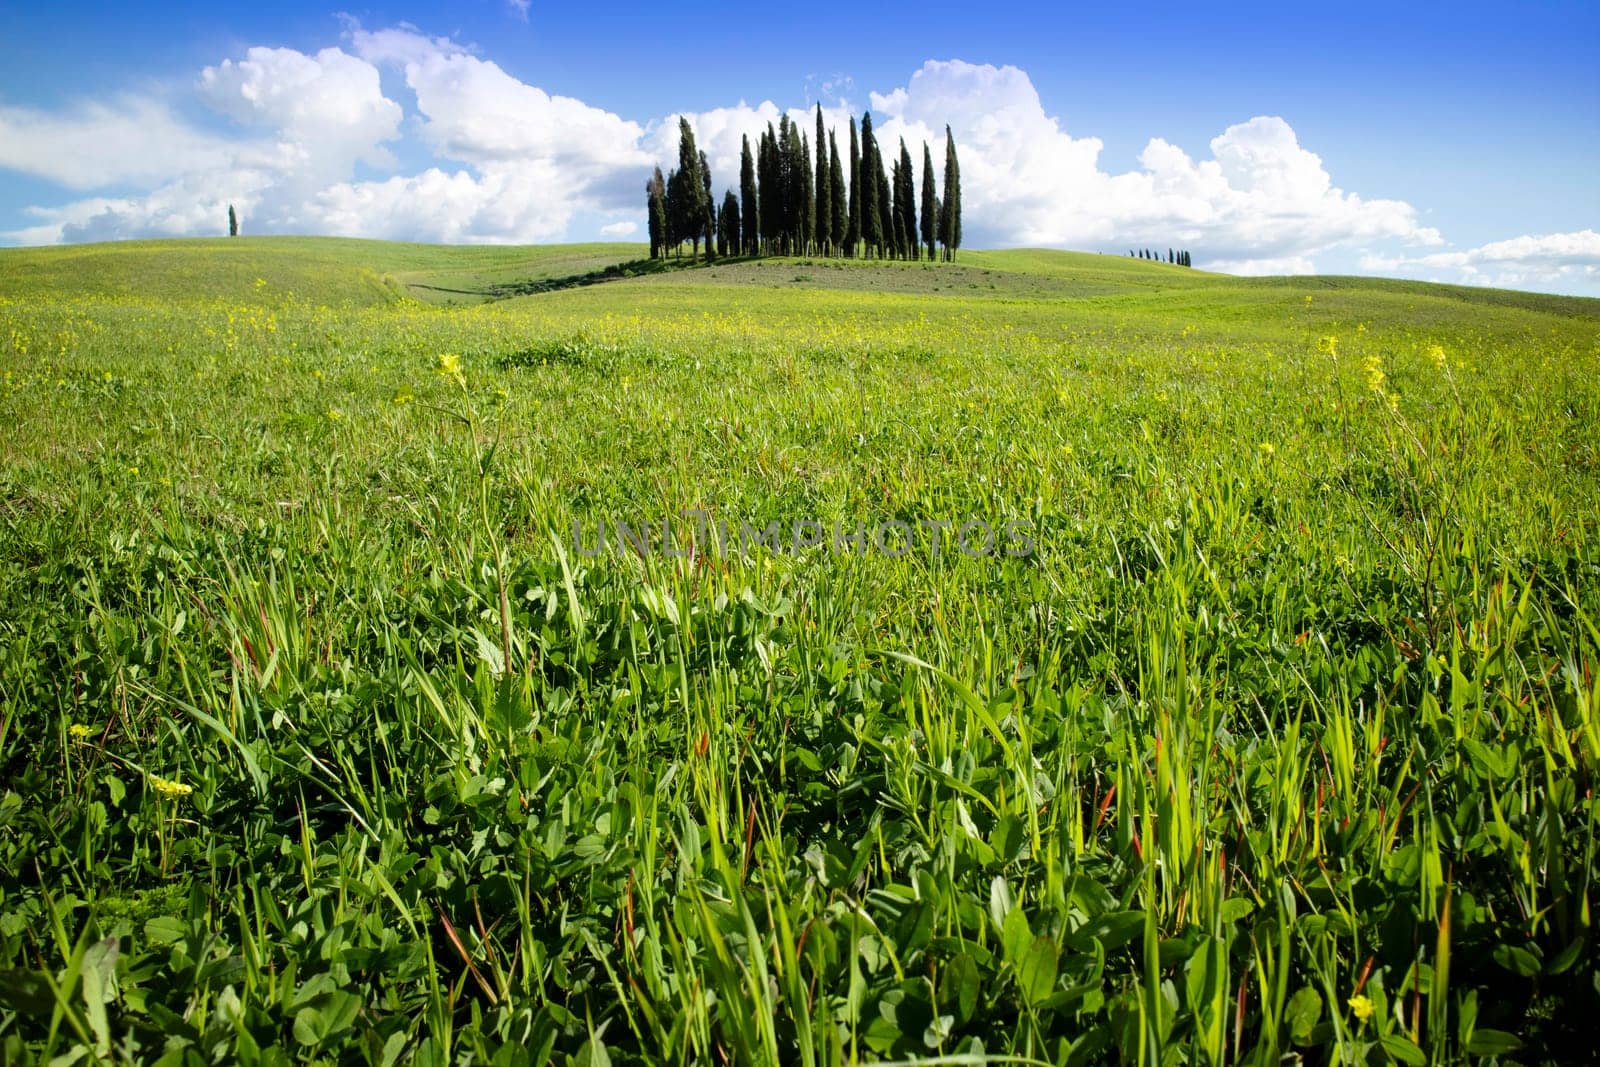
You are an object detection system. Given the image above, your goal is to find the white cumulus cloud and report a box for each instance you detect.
[196,46,402,180]
[1360,230,1600,293]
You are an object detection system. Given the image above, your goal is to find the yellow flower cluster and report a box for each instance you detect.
[1347,994,1375,1023]
[1427,344,1448,370]
[149,775,194,799]
[68,723,93,740]
[435,352,464,386]
[1362,353,1387,395]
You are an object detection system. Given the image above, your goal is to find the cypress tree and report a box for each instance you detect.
[228,204,238,237]
[828,132,847,256]
[897,139,916,260]
[920,143,937,260]
[814,106,831,256]
[667,118,706,258]
[720,190,739,258]
[860,113,882,257]
[876,164,894,261]
[646,168,666,258]
[940,125,961,261]
[759,126,779,254]
[846,117,861,257]
[740,136,758,256]
[890,155,905,258]
[800,131,815,255]
[776,118,794,254]
[664,167,682,255]
[700,150,716,261]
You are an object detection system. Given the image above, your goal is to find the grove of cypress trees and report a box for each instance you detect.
[740,136,758,256]
[829,131,847,255]
[940,125,961,261]
[814,105,831,256]
[643,109,964,266]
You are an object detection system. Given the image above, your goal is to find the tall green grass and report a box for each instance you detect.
[0,240,1596,1064]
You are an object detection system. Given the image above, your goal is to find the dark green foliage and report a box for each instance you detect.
[719,190,739,258]
[227,204,238,238]
[920,142,937,258]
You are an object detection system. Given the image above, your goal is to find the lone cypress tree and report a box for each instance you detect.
[846,117,861,257]
[940,125,961,261]
[740,136,759,256]
[814,106,831,256]
[646,168,667,258]
[859,113,882,257]
[828,131,847,256]
[920,143,936,260]
[227,204,238,237]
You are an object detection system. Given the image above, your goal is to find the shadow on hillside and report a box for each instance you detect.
[406,254,745,303]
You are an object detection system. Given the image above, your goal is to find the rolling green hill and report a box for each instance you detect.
[1,236,1597,1064]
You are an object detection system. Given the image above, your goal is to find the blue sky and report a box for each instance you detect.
[2,1,1596,291]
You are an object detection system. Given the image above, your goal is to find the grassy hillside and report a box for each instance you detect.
[2,237,1597,1064]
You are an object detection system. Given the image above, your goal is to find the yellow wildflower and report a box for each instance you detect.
[1348,994,1375,1023]
[68,723,93,740]
[435,353,464,384]
[1259,442,1275,457]
[1362,354,1387,396]
[326,408,343,421]
[1318,335,1339,358]
[149,775,193,799]
[1427,344,1447,370]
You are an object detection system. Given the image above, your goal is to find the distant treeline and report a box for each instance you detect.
[1132,248,1193,267]
[647,106,962,262]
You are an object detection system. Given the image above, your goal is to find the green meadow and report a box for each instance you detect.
[1,237,1597,1064]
